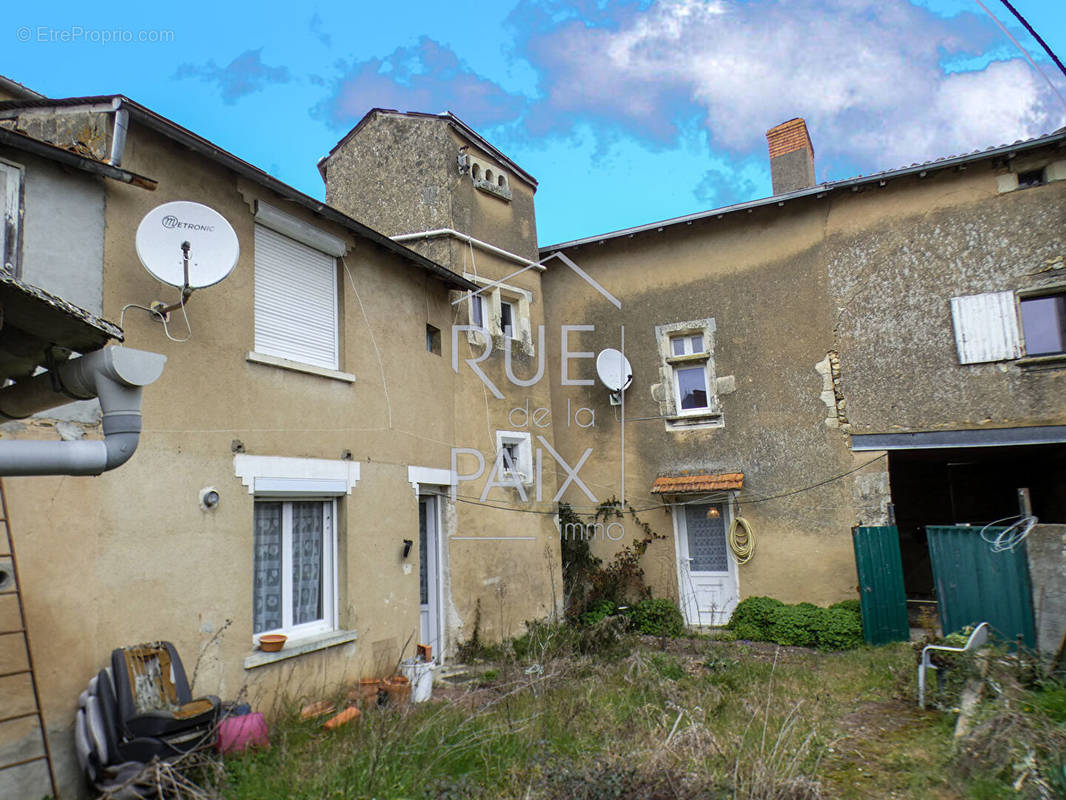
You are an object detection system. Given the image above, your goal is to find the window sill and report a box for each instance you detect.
[243,630,357,670]
[665,413,724,430]
[246,352,356,383]
[666,353,709,366]
[1015,353,1066,370]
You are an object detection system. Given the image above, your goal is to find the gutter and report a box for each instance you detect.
[0,346,166,476]
[391,229,546,272]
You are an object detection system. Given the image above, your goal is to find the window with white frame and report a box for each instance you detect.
[254,221,341,371]
[253,499,336,639]
[0,160,22,275]
[495,430,533,484]
[500,300,516,339]
[470,292,486,328]
[654,319,723,429]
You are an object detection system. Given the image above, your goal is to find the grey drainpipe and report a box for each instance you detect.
[108,99,129,167]
[0,346,166,476]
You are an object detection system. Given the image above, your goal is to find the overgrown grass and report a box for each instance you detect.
[211,636,1065,800]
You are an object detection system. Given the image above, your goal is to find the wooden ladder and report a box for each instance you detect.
[0,477,58,798]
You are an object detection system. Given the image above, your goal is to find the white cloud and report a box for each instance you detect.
[523,0,1062,173]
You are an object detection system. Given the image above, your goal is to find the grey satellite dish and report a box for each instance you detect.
[596,348,633,406]
[135,201,239,305]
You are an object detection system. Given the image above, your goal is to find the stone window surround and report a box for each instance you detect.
[463,273,535,356]
[996,157,1066,194]
[653,318,726,431]
[459,151,512,201]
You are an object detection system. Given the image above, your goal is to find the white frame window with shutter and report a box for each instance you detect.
[252,202,348,375]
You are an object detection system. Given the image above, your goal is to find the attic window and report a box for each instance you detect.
[1017,169,1046,189]
[465,154,512,202]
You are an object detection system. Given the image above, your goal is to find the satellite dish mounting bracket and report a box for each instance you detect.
[150,240,196,317]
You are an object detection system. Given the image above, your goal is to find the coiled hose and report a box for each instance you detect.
[728,516,755,564]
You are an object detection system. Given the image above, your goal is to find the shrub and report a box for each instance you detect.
[728,596,785,640]
[830,598,862,616]
[626,598,684,638]
[580,598,617,627]
[768,604,821,648]
[728,596,863,650]
[816,606,864,650]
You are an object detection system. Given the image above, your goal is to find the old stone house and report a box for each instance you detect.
[0,68,1064,797]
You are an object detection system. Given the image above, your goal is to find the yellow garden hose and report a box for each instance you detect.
[729,516,755,564]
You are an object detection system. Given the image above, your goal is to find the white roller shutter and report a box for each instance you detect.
[254,225,339,370]
[950,291,1021,364]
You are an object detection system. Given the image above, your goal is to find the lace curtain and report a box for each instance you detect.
[253,501,324,633]
[685,503,728,572]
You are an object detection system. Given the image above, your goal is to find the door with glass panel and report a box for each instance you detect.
[674,501,738,626]
[418,496,441,658]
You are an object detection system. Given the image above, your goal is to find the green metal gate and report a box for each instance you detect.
[852,526,910,645]
[926,526,1035,648]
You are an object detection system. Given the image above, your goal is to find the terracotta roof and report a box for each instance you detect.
[651,473,744,494]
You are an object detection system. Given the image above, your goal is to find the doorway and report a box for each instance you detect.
[418,495,442,659]
[673,500,739,626]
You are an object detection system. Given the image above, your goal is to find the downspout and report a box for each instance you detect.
[0,346,166,476]
[108,99,129,167]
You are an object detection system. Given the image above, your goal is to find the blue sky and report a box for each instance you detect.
[6,0,1065,245]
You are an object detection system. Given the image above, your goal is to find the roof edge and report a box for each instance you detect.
[542,129,1066,252]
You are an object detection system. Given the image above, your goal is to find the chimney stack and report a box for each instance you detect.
[766,118,815,195]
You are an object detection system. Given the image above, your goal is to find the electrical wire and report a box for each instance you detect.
[341,256,392,429]
[119,293,192,343]
[978,513,1038,552]
[439,453,889,517]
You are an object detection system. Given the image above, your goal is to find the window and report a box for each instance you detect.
[254,222,340,371]
[1020,293,1066,356]
[253,500,336,639]
[951,289,1066,364]
[1017,169,1046,189]
[462,276,534,354]
[655,321,722,429]
[500,301,515,338]
[426,323,441,355]
[495,430,532,484]
[470,293,486,328]
[0,160,22,275]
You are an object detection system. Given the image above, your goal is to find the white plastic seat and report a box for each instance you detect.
[917,621,990,708]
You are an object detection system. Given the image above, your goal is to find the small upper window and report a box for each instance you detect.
[426,324,441,355]
[1021,293,1066,356]
[670,334,705,356]
[1017,169,1046,189]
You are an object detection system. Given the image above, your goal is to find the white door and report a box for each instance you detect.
[674,501,738,626]
[418,496,441,658]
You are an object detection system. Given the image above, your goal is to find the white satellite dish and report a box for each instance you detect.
[596,348,633,406]
[135,201,239,290]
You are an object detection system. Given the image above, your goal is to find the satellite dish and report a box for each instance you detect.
[135,201,239,289]
[596,348,633,406]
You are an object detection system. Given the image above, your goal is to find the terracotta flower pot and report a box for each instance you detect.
[385,675,410,706]
[258,634,287,652]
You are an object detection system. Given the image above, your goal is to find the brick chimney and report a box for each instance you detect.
[766,118,815,195]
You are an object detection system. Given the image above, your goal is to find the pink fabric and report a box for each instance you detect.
[216,713,269,754]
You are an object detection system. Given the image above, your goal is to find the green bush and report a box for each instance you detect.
[816,606,864,650]
[728,596,863,650]
[626,598,684,638]
[768,603,821,647]
[727,596,785,640]
[580,598,617,627]
[830,598,862,615]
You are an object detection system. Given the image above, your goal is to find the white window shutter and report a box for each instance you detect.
[254,225,339,370]
[950,291,1021,364]
[0,163,20,274]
